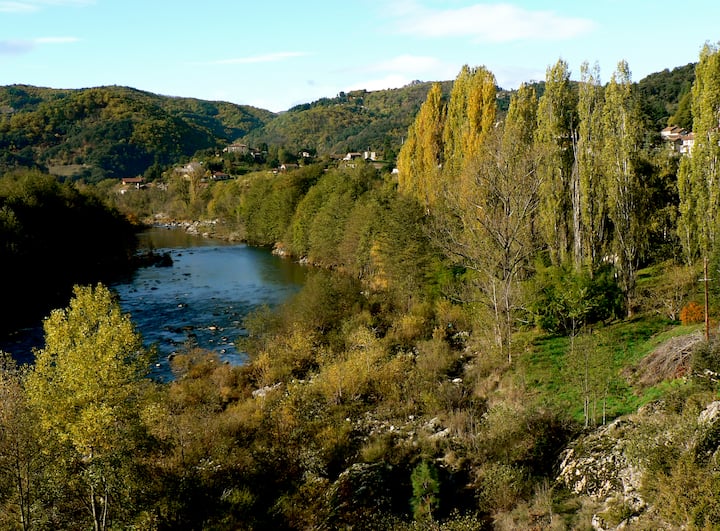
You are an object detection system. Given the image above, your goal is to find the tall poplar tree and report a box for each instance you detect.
[678,43,720,262]
[576,61,607,270]
[601,61,646,314]
[535,59,577,266]
[397,82,446,210]
[442,65,496,193]
[677,154,697,263]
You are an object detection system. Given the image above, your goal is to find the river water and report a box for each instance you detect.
[1,228,307,381]
[113,228,307,379]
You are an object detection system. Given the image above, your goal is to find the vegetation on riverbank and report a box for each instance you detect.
[0,170,139,334]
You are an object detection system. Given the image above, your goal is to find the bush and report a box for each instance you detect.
[680,301,704,325]
[475,463,527,513]
[530,265,624,335]
[411,460,441,521]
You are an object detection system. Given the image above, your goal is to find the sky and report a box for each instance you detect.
[1,0,719,113]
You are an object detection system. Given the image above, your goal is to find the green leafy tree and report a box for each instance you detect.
[576,61,608,270]
[601,60,647,314]
[678,43,720,263]
[25,284,151,531]
[535,59,577,266]
[669,90,693,130]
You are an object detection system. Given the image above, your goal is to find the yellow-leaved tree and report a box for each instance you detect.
[26,283,151,531]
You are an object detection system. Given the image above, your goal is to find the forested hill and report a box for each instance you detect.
[0,84,275,182]
[637,62,696,129]
[0,63,694,182]
[240,81,454,158]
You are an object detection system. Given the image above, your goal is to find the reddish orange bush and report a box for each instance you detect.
[680,301,704,325]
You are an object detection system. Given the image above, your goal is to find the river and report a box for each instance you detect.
[1,228,307,381]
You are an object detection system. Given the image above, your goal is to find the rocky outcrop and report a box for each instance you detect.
[557,400,720,530]
[557,418,645,529]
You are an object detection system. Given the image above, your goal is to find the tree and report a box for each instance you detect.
[397,82,445,210]
[678,43,720,263]
[442,65,497,194]
[535,59,577,266]
[410,460,440,522]
[438,85,541,362]
[576,62,608,270]
[25,284,151,531]
[601,60,647,314]
[0,354,42,531]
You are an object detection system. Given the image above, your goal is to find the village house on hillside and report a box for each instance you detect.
[224,143,249,155]
[661,125,695,154]
[118,176,145,195]
[121,176,145,188]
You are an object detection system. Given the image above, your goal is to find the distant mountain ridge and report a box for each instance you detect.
[0,63,695,181]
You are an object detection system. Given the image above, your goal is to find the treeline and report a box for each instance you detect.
[242,81,454,158]
[0,170,138,334]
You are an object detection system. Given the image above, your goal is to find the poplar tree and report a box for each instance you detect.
[535,59,577,266]
[0,355,41,531]
[576,61,607,269]
[677,154,697,263]
[397,82,445,210]
[678,43,720,262]
[601,61,645,314]
[442,65,496,193]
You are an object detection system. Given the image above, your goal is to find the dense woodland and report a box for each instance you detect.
[2,50,720,530]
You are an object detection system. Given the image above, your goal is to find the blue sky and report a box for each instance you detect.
[1,0,718,113]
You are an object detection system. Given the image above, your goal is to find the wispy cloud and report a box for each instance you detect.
[0,0,92,13]
[391,2,595,42]
[210,52,309,65]
[0,40,34,54]
[0,36,79,55]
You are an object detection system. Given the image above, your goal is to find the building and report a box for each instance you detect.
[661,125,694,155]
[224,143,250,155]
[121,176,145,189]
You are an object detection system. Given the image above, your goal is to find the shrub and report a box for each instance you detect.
[411,460,441,522]
[680,301,704,325]
[530,265,623,335]
[475,463,527,513]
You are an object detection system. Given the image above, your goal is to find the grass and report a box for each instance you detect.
[48,164,90,177]
[518,315,698,423]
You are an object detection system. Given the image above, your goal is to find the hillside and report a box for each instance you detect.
[0,84,275,182]
[240,81,454,158]
[637,62,696,129]
[0,63,695,182]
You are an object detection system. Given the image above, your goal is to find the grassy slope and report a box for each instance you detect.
[521,313,704,423]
